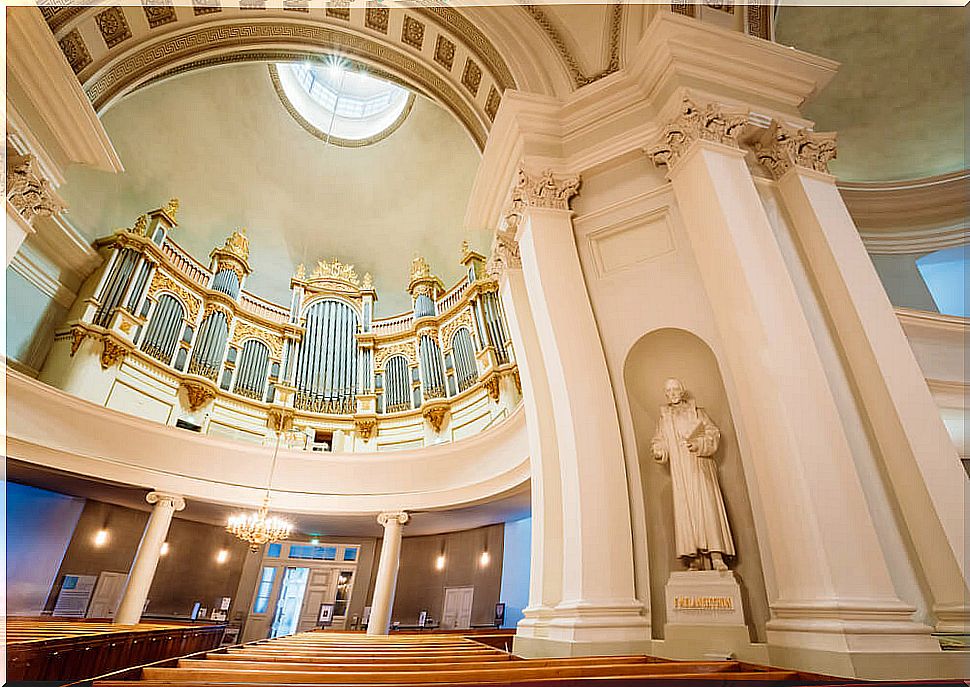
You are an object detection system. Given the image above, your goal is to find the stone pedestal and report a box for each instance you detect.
[662,570,762,662]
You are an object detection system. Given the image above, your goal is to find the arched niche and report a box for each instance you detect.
[623,327,769,642]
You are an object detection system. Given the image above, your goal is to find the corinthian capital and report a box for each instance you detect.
[753,121,838,179]
[511,168,580,211]
[486,213,523,278]
[6,153,64,223]
[646,97,749,169]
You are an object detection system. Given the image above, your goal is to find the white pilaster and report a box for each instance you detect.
[115,491,185,625]
[511,170,649,654]
[497,264,565,641]
[757,125,969,633]
[647,103,938,664]
[367,511,409,636]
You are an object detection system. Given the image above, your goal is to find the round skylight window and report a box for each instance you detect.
[272,61,414,146]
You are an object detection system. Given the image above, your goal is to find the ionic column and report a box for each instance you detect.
[489,222,565,639]
[511,169,648,652]
[754,122,969,633]
[645,98,937,659]
[367,511,409,636]
[115,491,185,625]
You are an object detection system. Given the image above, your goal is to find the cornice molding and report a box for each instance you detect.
[895,306,969,336]
[840,170,970,255]
[6,6,122,173]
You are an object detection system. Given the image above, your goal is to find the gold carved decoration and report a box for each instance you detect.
[70,328,89,357]
[511,168,581,211]
[423,404,448,433]
[646,97,748,169]
[511,369,522,395]
[232,320,284,358]
[441,311,474,348]
[203,301,234,322]
[362,272,374,290]
[148,271,201,321]
[310,258,361,288]
[182,380,216,410]
[163,197,180,221]
[133,214,149,236]
[753,121,838,180]
[221,228,250,262]
[374,342,417,368]
[267,408,295,433]
[483,372,501,402]
[100,337,128,370]
[410,255,431,281]
[354,416,378,441]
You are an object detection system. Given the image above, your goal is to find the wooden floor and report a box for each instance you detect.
[89,630,829,686]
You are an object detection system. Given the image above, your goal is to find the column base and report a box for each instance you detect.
[513,600,650,657]
[765,644,967,680]
[654,625,768,665]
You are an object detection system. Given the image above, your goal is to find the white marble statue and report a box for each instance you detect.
[650,378,735,571]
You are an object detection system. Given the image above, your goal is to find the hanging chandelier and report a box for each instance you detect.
[227,426,295,552]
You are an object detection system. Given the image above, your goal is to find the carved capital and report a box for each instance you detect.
[422,404,448,433]
[646,97,749,169]
[511,168,580,211]
[6,153,64,223]
[146,491,186,511]
[354,415,378,441]
[99,337,128,369]
[753,121,838,180]
[181,380,216,411]
[377,511,410,527]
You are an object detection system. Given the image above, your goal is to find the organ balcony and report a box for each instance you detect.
[39,201,521,452]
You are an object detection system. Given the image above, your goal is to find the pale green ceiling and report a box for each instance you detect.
[775,5,966,182]
[60,63,482,314]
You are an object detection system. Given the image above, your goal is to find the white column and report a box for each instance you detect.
[756,123,969,633]
[511,169,649,654]
[495,254,565,641]
[367,511,409,636]
[646,99,937,664]
[115,491,185,625]
[6,200,34,267]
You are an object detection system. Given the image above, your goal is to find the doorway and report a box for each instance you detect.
[441,586,474,630]
[270,567,310,638]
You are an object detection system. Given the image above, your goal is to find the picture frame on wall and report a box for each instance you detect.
[494,602,506,627]
[418,610,428,627]
[318,602,335,626]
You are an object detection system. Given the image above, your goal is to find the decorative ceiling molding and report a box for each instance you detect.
[519,1,624,89]
[840,170,969,255]
[37,4,521,151]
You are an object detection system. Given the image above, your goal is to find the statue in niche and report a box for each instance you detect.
[651,378,735,572]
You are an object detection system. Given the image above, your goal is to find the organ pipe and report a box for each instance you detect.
[141,294,184,364]
[94,248,140,326]
[234,339,270,399]
[211,268,241,299]
[294,299,359,413]
[126,261,154,312]
[189,311,229,380]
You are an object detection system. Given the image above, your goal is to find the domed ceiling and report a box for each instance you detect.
[775,5,966,183]
[59,62,483,314]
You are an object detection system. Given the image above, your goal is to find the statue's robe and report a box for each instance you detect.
[651,400,735,559]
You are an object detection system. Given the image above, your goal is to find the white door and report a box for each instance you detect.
[87,572,128,618]
[441,586,474,630]
[297,568,334,633]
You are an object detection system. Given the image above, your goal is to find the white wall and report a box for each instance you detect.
[499,516,531,629]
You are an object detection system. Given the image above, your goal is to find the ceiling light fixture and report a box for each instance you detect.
[93,529,109,547]
[226,424,295,552]
[160,542,170,556]
[435,554,446,571]
[216,548,229,564]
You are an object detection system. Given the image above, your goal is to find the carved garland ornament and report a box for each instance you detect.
[232,320,284,358]
[486,212,523,277]
[6,153,65,223]
[203,301,234,322]
[646,97,749,169]
[374,342,417,369]
[148,271,201,321]
[70,327,90,357]
[753,121,838,180]
[483,372,501,402]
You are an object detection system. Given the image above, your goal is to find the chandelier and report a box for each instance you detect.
[227,426,295,552]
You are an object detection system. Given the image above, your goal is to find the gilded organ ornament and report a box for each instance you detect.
[423,404,448,433]
[182,380,216,410]
[148,271,201,321]
[441,311,474,349]
[163,197,180,221]
[99,337,128,369]
[354,416,378,441]
[375,342,417,368]
[232,320,283,358]
[309,258,361,290]
[222,228,251,262]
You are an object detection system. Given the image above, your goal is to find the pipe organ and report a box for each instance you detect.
[45,201,520,451]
